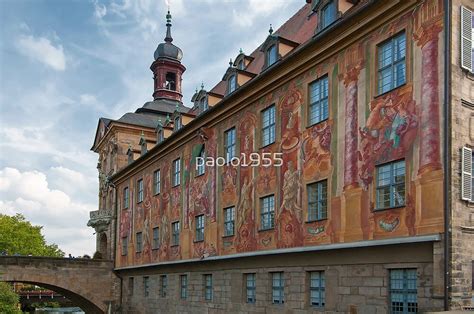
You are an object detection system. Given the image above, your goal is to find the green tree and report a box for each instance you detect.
[0,282,21,314]
[0,214,64,257]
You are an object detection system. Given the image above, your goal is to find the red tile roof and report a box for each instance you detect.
[209,3,317,96]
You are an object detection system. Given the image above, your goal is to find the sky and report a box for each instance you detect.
[0,0,305,256]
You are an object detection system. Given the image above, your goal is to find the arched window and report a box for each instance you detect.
[166,72,177,91]
[238,59,245,70]
[196,146,205,176]
[266,44,278,67]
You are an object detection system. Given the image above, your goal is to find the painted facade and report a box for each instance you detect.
[88,0,474,311]
[112,0,445,268]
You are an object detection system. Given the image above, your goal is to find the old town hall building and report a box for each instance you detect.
[87,0,474,312]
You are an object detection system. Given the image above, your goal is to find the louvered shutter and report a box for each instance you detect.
[461,6,473,72]
[461,146,473,201]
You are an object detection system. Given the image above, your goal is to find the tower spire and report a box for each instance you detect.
[164,10,173,43]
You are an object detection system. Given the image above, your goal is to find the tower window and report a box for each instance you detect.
[165,72,176,91]
[238,59,245,70]
[267,44,278,66]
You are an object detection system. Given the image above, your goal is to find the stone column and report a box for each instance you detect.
[415,22,443,174]
[343,66,362,189]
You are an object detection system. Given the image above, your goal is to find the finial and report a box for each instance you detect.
[269,24,273,35]
[229,58,233,67]
[195,87,198,93]
[239,48,243,54]
[201,82,204,90]
[164,10,173,43]
[165,113,170,124]
[157,118,162,126]
[175,103,179,111]
[141,130,145,137]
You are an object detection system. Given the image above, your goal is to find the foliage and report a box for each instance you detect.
[31,301,60,308]
[0,214,64,257]
[0,282,21,314]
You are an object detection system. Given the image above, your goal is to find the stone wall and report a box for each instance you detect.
[450,0,474,309]
[119,242,444,314]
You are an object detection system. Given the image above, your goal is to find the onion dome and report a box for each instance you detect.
[154,10,183,61]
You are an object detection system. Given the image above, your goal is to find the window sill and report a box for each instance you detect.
[172,184,180,188]
[222,234,235,238]
[258,227,274,232]
[153,192,160,196]
[373,205,405,212]
[152,247,160,251]
[261,142,276,150]
[193,239,204,243]
[307,118,329,129]
[170,244,180,248]
[136,201,143,204]
[374,82,406,99]
[305,218,328,224]
[195,173,206,178]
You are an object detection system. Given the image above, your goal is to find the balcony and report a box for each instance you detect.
[87,209,113,233]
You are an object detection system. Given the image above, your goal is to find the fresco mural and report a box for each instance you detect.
[115,0,445,267]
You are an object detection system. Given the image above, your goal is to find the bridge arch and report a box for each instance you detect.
[0,256,119,314]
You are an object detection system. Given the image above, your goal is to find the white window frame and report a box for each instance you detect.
[461,6,473,72]
[461,146,473,201]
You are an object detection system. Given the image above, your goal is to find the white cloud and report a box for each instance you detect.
[16,34,66,71]
[93,0,107,19]
[232,0,291,27]
[0,167,96,256]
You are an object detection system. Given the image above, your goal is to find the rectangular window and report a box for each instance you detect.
[136,179,144,203]
[228,75,237,94]
[152,227,160,250]
[271,272,284,304]
[195,215,205,242]
[174,116,182,131]
[245,273,256,304]
[123,187,129,209]
[203,274,213,301]
[121,236,128,256]
[267,44,278,66]
[172,158,181,186]
[260,195,275,230]
[460,6,473,72]
[143,276,150,297]
[461,146,473,201]
[180,275,188,299]
[307,180,328,221]
[390,269,417,314]
[377,32,406,95]
[153,169,161,195]
[223,206,235,236]
[172,221,180,246]
[261,105,276,147]
[376,160,405,210]
[309,271,325,307]
[160,275,167,298]
[224,127,236,162]
[321,1,336,29]
[157,129,164,143]
[309,76,329,125]
[135,232,143,253]
[196,147,205,176]
[128,277,134,296]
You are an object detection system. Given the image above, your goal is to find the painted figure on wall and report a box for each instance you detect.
[359,86,417,188]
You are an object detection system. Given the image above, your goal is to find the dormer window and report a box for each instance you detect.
[228,75,237,94]
[174,115,182,131]
[166,72,176,91]
[199,97,208,113]
[141,141,147,156]
[157,129,164,143]
[266,45,278,67]
[321,1,336,29]
[238,59,245,70]
[127,148,134,165]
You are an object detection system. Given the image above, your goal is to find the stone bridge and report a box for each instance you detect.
[0,256,119,314]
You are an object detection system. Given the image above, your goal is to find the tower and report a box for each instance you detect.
[151,10,186,102]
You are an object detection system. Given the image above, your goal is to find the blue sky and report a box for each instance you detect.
[0,0,305,256]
